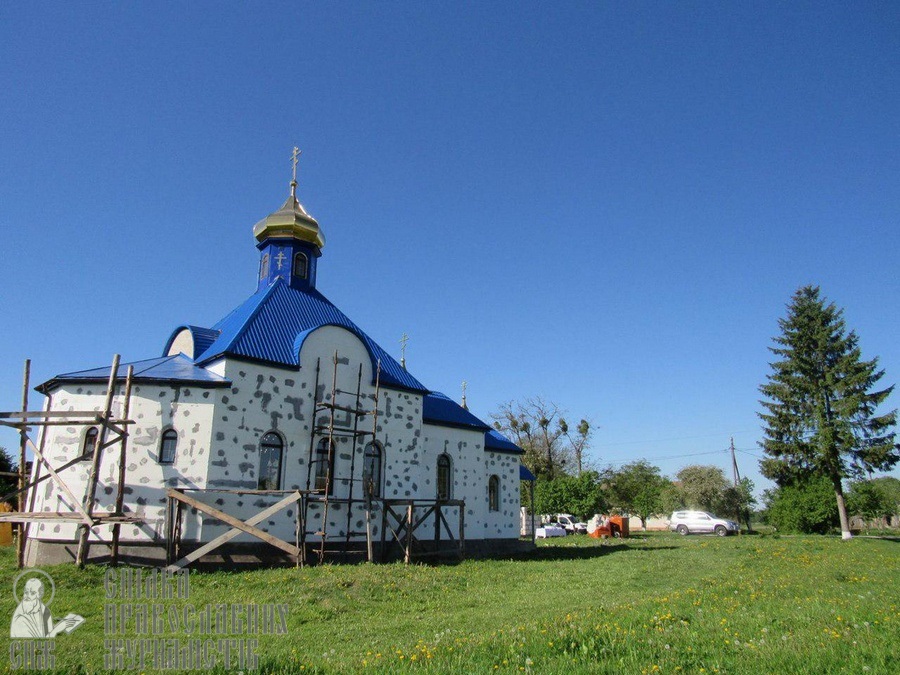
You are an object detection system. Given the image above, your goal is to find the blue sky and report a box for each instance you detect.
[1,2,898,498]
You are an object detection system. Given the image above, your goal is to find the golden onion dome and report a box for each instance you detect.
[252,186,325,250]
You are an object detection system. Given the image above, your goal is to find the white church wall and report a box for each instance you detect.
[420,423,486,539]
[29,382,216,545]
[483,450,521,539]
[27,324,520,555]
[198,325,426,544]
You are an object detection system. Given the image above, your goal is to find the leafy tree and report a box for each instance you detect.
[533,471,606,520]
[658,479,685,515]
[759,286,899,539]
[0,447,17,501]
[603,460,668,529]
[847,476,900,528]
[676,465,732,513]
[493,398,592,479]
[720,477,757,530]
[764,475,839,534]
[560,418,592,476]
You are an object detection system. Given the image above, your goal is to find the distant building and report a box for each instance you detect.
[25,162,524,565]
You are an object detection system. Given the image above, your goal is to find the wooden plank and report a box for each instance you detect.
[178,488,303,496]
[0,410,134,420]
[382,505,408,549]
[458,504,465,558]
[26,438,94,525]
[167,490,302,564]
[17,360,30,568]
[77,354,120,567]
[404,504,414,564]
[111,365,134,566]
[166,491,302,570]
[0,513,140,524]
[437,506,456,542]
[410,504,436,534]
[0,452,93,504]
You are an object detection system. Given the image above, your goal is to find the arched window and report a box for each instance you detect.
[258,432,284,490]
[81,426,99,460]
[437,454,452,501]
[259,253,269,280]
[314,438,335,494]
[363,442,383,498]
[488,475,500,512]
[159,428,177,464]
[293,252,308,279]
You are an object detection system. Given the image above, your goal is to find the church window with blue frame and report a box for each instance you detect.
[293,252,308,279]
[258,431,284,490]
[159,428,178,464]
[259,253,269,280]
[363,442,383,498]
[437,454,452,500]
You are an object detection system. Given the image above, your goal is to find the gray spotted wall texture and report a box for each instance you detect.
[27,325,521,551]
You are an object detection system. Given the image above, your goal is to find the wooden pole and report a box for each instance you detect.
[17,360,30,569]
[295,496,302,567]
[364,491,373,563]
[458,504,465,559]
[21,394,54,568]
[434,500,441,552]
[164,493,174,566]
[110,365,134,565]
[380,503,388,562]
[404,504,414,564]
[76,354,120,567]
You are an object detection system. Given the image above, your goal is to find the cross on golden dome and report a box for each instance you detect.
[290,146,301,197]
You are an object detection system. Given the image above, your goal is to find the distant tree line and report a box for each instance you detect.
[491,399,757,525]
[501,285,899,537]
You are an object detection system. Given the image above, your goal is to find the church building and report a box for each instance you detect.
[24,157,525,566]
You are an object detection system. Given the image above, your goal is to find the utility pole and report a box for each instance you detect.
[730,437,750,533]
[730,437,741,486]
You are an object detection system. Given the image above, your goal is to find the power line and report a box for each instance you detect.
[593,429,758,449]
[600,448,727,467]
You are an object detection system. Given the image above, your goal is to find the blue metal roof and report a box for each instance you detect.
[194,277,428,393]
[422,392,491,431]
[520,464,536,481]
[485,428,525,455]
[36,354,231,393]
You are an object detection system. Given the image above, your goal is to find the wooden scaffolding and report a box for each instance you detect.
[2,353,465,569]
[0,356,141,568]
[302,351,382,564]
[304,351,465,564]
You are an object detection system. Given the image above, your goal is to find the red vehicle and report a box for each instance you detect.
[589,515,630,539]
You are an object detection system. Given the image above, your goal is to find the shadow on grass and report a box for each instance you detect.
[510,543,677,563]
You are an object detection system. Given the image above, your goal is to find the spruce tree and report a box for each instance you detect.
[759,286,898,539]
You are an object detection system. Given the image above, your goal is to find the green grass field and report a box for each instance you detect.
[1,533,897,674]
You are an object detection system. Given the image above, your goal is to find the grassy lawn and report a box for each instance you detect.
[1,533,897,674]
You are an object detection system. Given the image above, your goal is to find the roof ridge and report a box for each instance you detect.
[196,279,284,363]
[132,354,178,377]
[59,354,174,377]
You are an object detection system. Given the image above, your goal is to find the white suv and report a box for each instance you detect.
[669,511,739,536]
